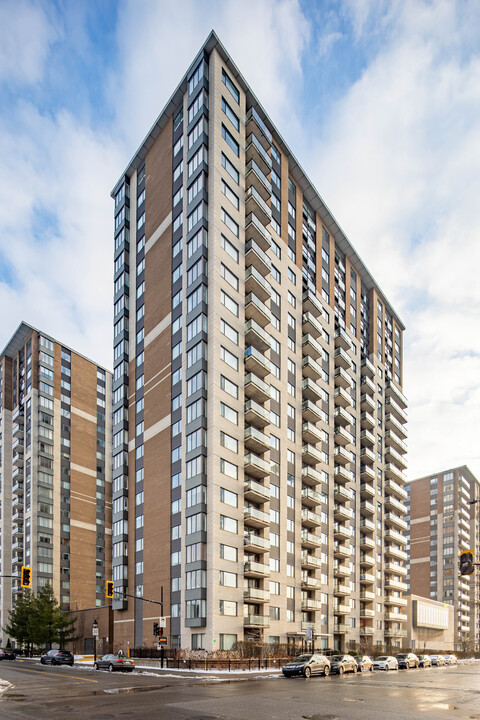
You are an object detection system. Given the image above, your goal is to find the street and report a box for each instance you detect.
[1,660,480,720]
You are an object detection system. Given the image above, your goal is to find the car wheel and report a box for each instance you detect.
[338,666,344,676]
[108,664,114,673]
[304,666,311,678]
[324,666,330,677]
[51,659,57,666]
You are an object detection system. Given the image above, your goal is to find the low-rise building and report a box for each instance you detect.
[403,594,454,652]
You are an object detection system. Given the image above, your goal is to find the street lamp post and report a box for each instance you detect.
[92,619,98,663]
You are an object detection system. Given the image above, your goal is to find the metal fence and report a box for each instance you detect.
[132,650,289,671]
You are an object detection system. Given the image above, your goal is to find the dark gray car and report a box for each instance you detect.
[282,653,331,678]
[94,653,135,672]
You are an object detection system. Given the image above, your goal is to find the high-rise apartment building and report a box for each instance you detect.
[111,32,407,652]
[406,466,480,651]
[0,322,112,644]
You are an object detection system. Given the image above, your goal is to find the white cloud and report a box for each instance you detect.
[307,0,480,479]
[0,0,59,85]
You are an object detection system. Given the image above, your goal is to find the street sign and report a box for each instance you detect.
[159,616,166,628]
[158,636,167,645]
[92,628,99,637]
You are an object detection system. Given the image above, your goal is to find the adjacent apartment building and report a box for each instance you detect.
[111,31,408,653]
[0,322,112,645]
[406,466,480,651]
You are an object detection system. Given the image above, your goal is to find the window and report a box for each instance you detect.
[221,290,239,317]
[220,570,237,587]
[271,264,281,283]
[220,600,237,616]
[220,431,238,453]
[221,179,239,209]
[220,543,237,562]
[221,319,239,345]
[222,68,239,103]
[188,116,207,149]
[187,202,207,233]
[221,208,239,237]
[187,146,208,178]
[220,402,238,425]
[221,234,239,262]
[188,89,208,123]
[185,458,205,482]
[220,515,238,533]
[221,263,239,290]
[222,124,239,156]
[220,459,238,480]
[188,60,206,94]
[187,227,208,258]
[221,152,239,184]
[222,97,239,130]
[187,172,205,205]
[220,375,238,399]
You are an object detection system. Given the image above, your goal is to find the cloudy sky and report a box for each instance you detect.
[0,0,479,482]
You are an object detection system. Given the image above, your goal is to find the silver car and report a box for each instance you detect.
[282,653,331,678]
[373,655,398,671]
[444,654,458,665]
[94,653,135,672]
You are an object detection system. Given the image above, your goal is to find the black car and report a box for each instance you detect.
[40,649,74,666]
[329,655,358,675]
[282,653,331,678]
[395,653,419,669]
[354,655,373,671]
[0,648,16,660]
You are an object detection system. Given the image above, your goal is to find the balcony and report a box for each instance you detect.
[245,185,272,226]
[302,421,322,445]
[385,446,407,470]
[385,478,408,501]
[302,289,323,318]
[385,396,407,424]
[333,562,351,578]
[385,463,406,484]
[334,583,352,596]
[301,598,322,612]
[334,484,352,502]
[360,627,375,636]
[245,318,270,352]
[384,496,407,516]
[244,587,270,603]
[245,426,269,454]
[244,452,270,479]
[334,387,351,408]
[361,357,375,377]
[302,399,323,424]
[12,466,23,482]
[384,430,407,455]
[385,529,407,545]
[302,465,322,487]
[334,367,352,389]
[361,375,376,395]
[245,398,270,428]
[302,311,323,339]
[302,486,322,507]
[360,500,375,516]
[335,329,351,351]
[12,437,24,454]
[360,429,375,447]
[385,413,407,438]
[333,522,350,540]
[12,423,24,440]
[384,545,408,562]
[385,380,407,409]
[385,562,407,576]
[245,158,271,201]
[385,513,408,531]
[12,406,24,424]
[12,482,24,496]
[244,505,269,528]
[334,603,351,615]
[333,541,350,558]
[245,132,272,175]
[334,426,354,447]
[245,265,271,303]
[334,504,353,522]
[360,554,375,567]
[360,591,375,601]
[244,560,270,578]
[360,572,375,584]
[334,624,350,634]
[302,377,323,403]
[334,406,353,427]
[359,535,375,550]
[360,482,375,499]
[384,628,407,638]
[245,292,270,326]
[360,518,375,534]
[334,465,354,484]
[244,478,269,505]
[301,576,322,590]
[360,393,375,413]
[333,445,351,465]
[244,533,270,553]
[302,443,322,466]
[244,614,270,628]
[246,106,272,149]
[360,411,375,430]
[302,509,322,528]
[302,355,323,381]
[334,347,351,370]
[360,447,375,465]
[245,212,270,251]
[360,608,375,618]
[244,372,270,405]
[301,552,322,570]
[301,530,322,548]
[12,451,24,468]
[302,333,322,360]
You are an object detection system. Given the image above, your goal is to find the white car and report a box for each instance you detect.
[444,654,458,665]
[373,655,398,671]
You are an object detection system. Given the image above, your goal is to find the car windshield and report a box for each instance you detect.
[291,655,311,664]
[376,656,388,661]
[396,654,407,658]
[330,656,343,662]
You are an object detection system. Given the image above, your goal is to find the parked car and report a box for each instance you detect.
[430,654,446,666]
[418,655,432,667]
[40,649,74,666]
[94,654,135,673]
[282,653,331,678]
[373,655,398,671]
[329,655,358,675]
[444,654,458,665]
[354,655,373,671]
[396,652,419,669]
[0,648,16,660]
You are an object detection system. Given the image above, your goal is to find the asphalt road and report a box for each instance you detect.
[1,659,479,720]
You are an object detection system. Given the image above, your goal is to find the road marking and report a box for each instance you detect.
[7,667,98,683]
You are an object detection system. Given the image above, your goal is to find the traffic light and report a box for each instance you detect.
[153,622,160,636]
[20,566,31,588]
[460,550,474,576]
[106,580,114,599]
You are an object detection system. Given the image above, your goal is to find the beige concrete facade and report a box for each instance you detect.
[403,594,454,652]
[407,466,480,651]
[0,323,112,646]
[111,32,407,653]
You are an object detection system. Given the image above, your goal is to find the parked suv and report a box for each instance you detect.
[395,653,419,669]
[282,653,331,678]
[0,648,16,660]
[329,655,358,675]
[40,649,74,666]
